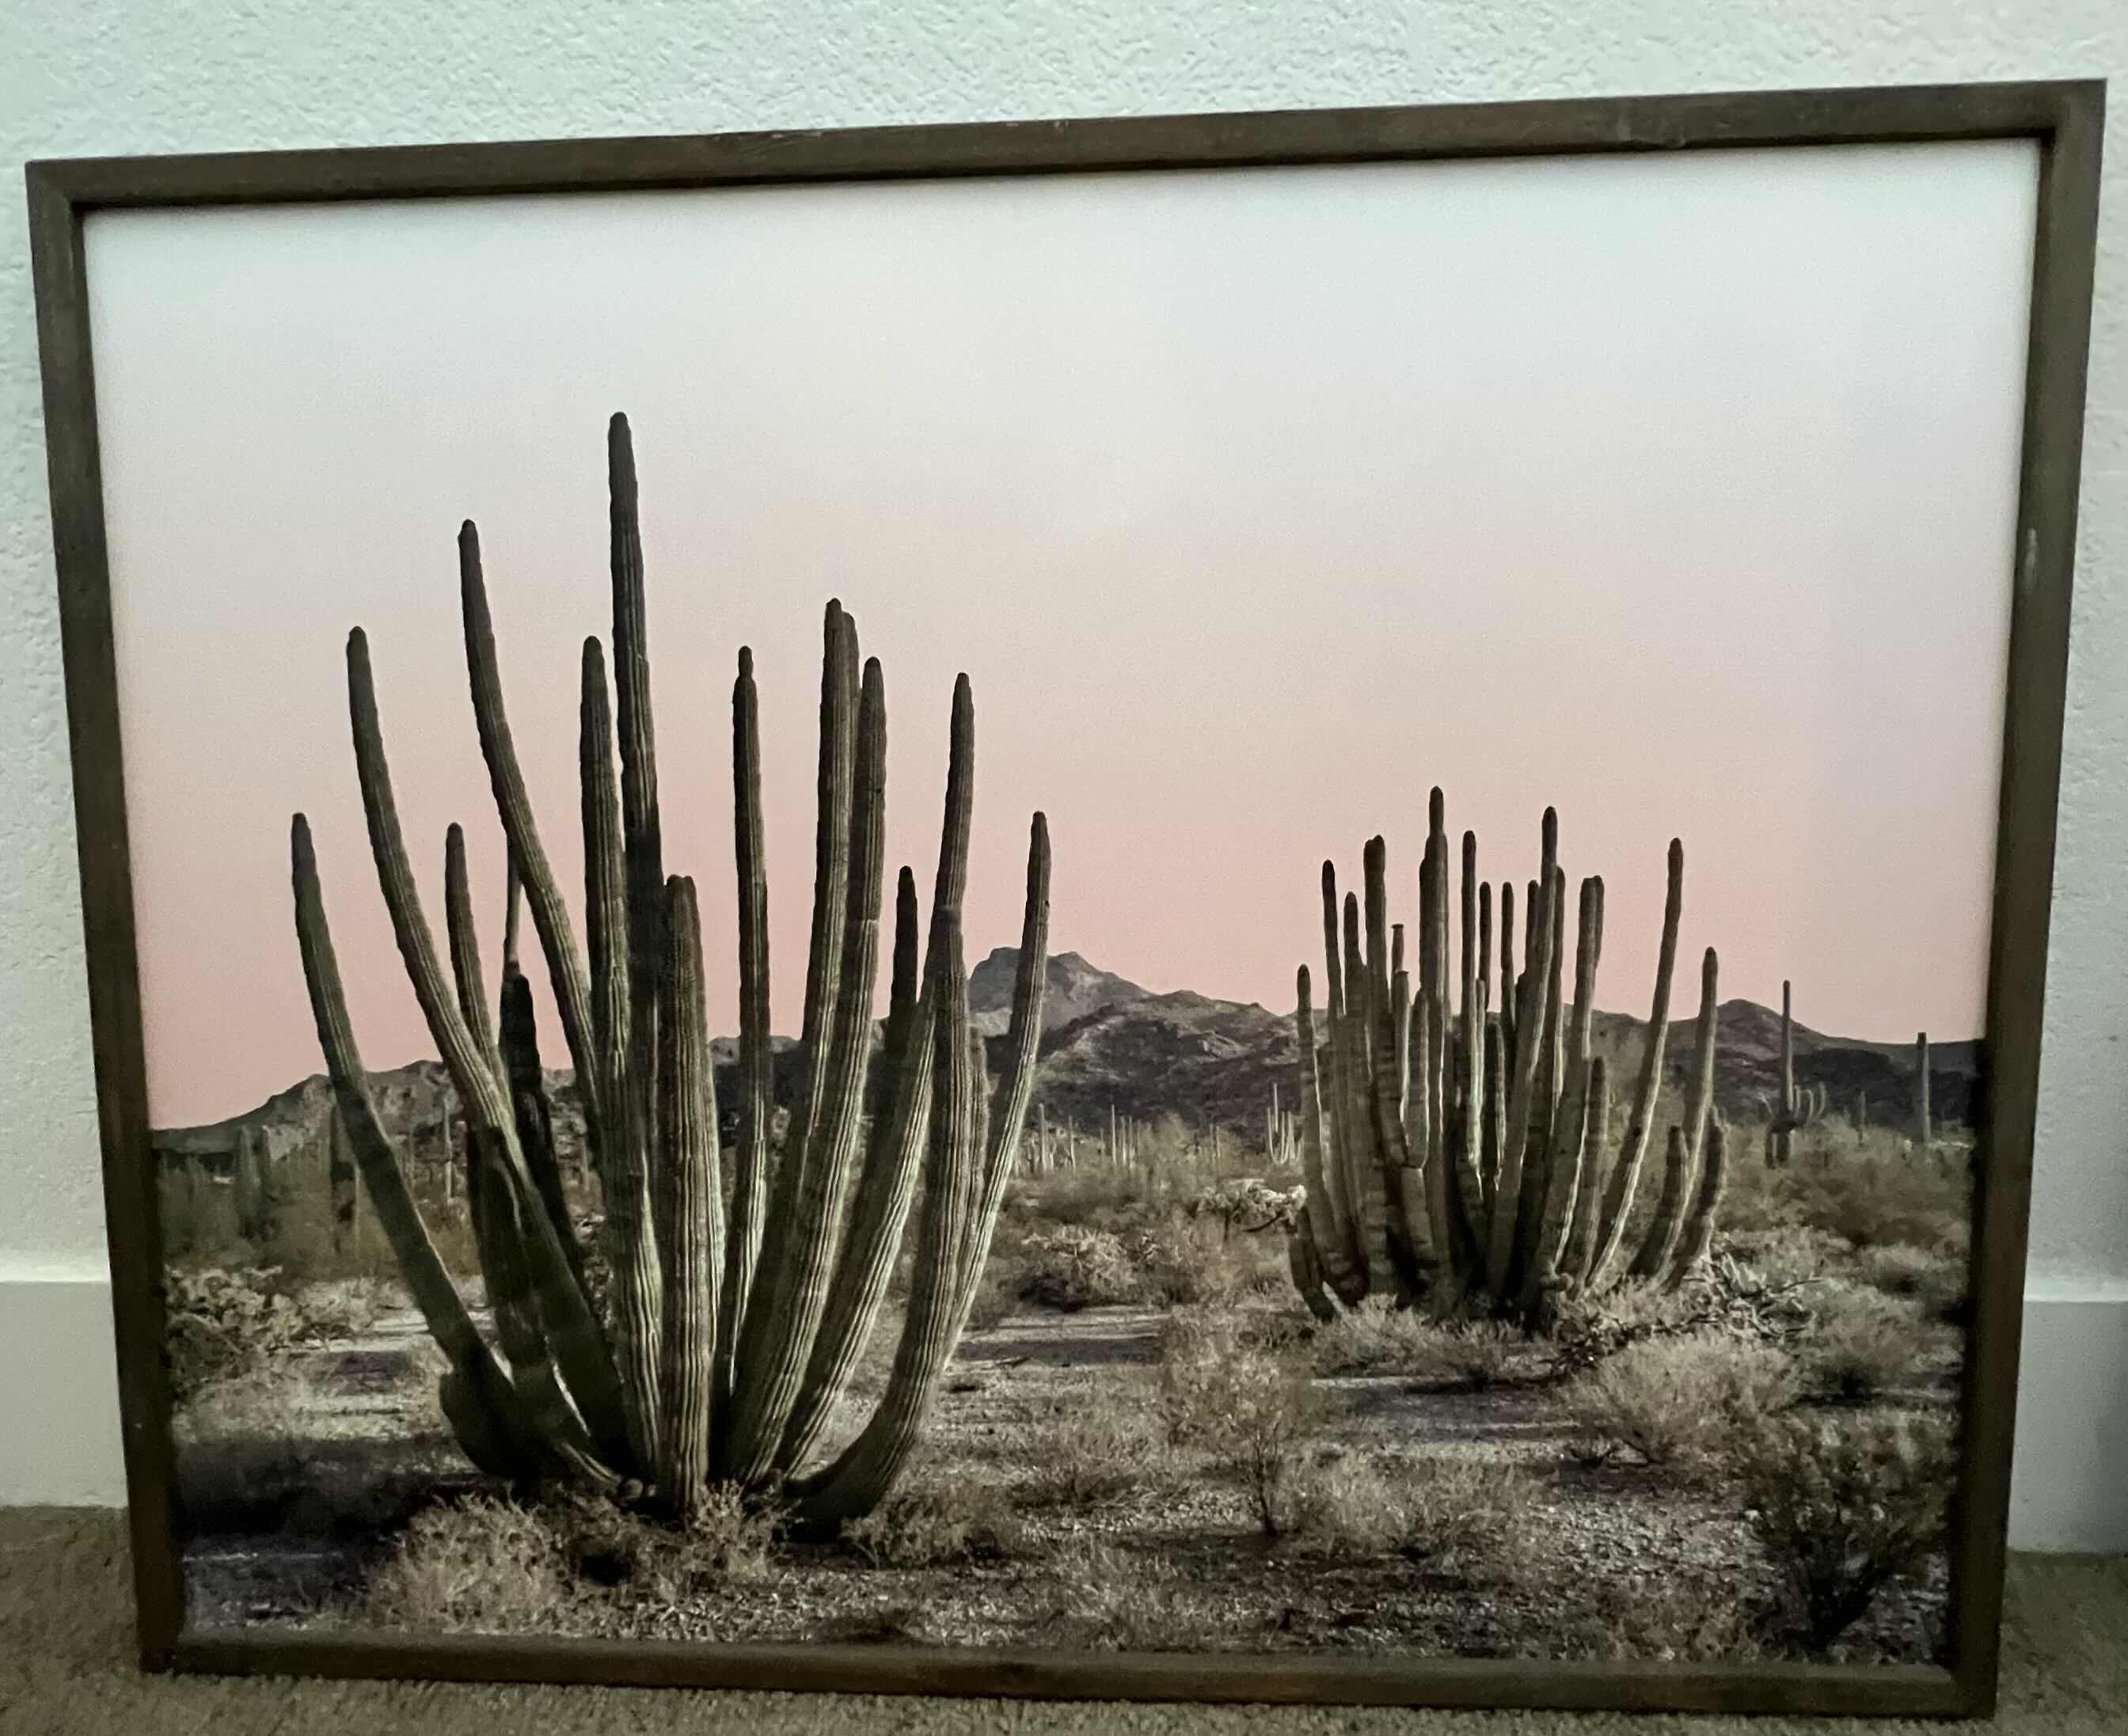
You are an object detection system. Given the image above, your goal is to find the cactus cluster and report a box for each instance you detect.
[1285,797,1725,1329]
[288,415,1050,1525]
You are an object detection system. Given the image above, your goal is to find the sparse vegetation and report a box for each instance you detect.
[1153,1312,1318,1535]
[1564,1335,1800,1468]
[1044,1536,1204,1651]
[1309,1301,1522,1388]
[1282,1451,1533,1579]
[1013,1226,1140,1311]
[367,1496,572,1635]
[1736,1410,1955,1654]
[1019,1392,1167,1510]
[1807,1286,1938,1404]
[842,1480,1020,1567]
[163,1267,379,1404]
[167,916,1970,1673]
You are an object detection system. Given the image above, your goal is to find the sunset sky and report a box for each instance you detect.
[86,140,2036,1128]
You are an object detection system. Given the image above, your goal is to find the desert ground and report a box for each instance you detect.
[162,1101,1966,1666]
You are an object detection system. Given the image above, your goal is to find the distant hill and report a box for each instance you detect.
[967,948,1148,1037]
[154,950,1978,1169]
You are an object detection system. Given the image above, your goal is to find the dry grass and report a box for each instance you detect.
[1807,1286,1940,1404]
[1736,1409,1955,1653]
[1042,1536,1208,1651]
[841,1480,1020,1567]
[1311,1303,1523,1388]
[1719,1133,1969,1252]
[163,1267,380,1404]
[1280,1450,1534,1578]
[990,1212,1282,1314]
[1018,1389,1168,1509]
[1154,1310,1319,1536]
[962,1260,1019,1331]
[367,1496,571,1635]
[1563,1334,1800,1469]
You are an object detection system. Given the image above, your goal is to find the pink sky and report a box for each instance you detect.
[86,142,2035,1127]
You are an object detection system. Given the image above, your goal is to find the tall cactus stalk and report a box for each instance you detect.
[1915,1031,1932,1149]
[1764,981,1827,1168]
[288,415,1049,1525]
[1286,796,1721,1328]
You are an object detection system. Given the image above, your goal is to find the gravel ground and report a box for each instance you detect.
[176,1294,1951,1664]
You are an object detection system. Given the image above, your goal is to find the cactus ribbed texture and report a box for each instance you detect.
[1287,796,1722,1328]
[288,416,1049,1525]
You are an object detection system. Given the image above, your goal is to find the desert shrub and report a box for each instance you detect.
[1807,1286,1938,1404]
[1784,1159,1968,1253]
[1564,1335,1799,1468]
[545,1486,774,1597]
[162,1267,357,1404]
[1856,1245,1969,1328]
[1737,1410,1954,1653]
[1184,1177,1304,1238]
[674,1484,777,1583]
[1428,1320,1519,1389]
[1857,1244,1932,1296]
[1281,1450,1532,1578]
[1016,1226,1140,1310]
[1131,1218,1240,1307]
[962,1259,1018,1332]
[1016,1168,1157,1233]
[1155,1312,1318,1534]
[1310,1296,1433,1375]
[1716,1153,1803,1236]
[367,1496,571,1634]
[1312,1302,1523,1388]
[1043,1536,1203,1651]
[1548,1578,1761,1662]
[1279,1452,1406,1554]
[842,1480,1020,1567]
[1020,1392,1167,1508]
[1718,1226,1848,1291]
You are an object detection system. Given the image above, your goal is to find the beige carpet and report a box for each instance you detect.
[5,1510,2126,1734]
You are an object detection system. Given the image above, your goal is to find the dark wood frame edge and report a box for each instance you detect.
[24,76,2106,1715]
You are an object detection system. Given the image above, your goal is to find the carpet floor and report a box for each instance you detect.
[4,1509,2126,1734]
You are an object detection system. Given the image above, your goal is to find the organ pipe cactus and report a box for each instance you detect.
[1287,797,1723,1328]
[288,414,1051,1525]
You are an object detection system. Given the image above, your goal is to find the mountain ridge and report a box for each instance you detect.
[154,948,1978,1167]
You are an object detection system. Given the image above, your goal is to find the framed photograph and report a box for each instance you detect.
[29,80,2101,1716]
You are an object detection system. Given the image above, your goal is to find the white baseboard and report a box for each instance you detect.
[0,1273,126,1506]
[3,1274,2124,1550]
[2008,1287,2128,1552]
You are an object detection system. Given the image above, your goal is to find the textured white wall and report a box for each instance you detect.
[0,4,2121,1526]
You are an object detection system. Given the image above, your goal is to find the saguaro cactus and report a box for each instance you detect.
[289,415,1051,1525]
[1915,1031,1932,1149]
[1765,982,1826,1168]
[1286,798,1722,1329]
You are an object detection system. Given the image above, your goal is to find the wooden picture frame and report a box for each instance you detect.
[27,78,2103,1716]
